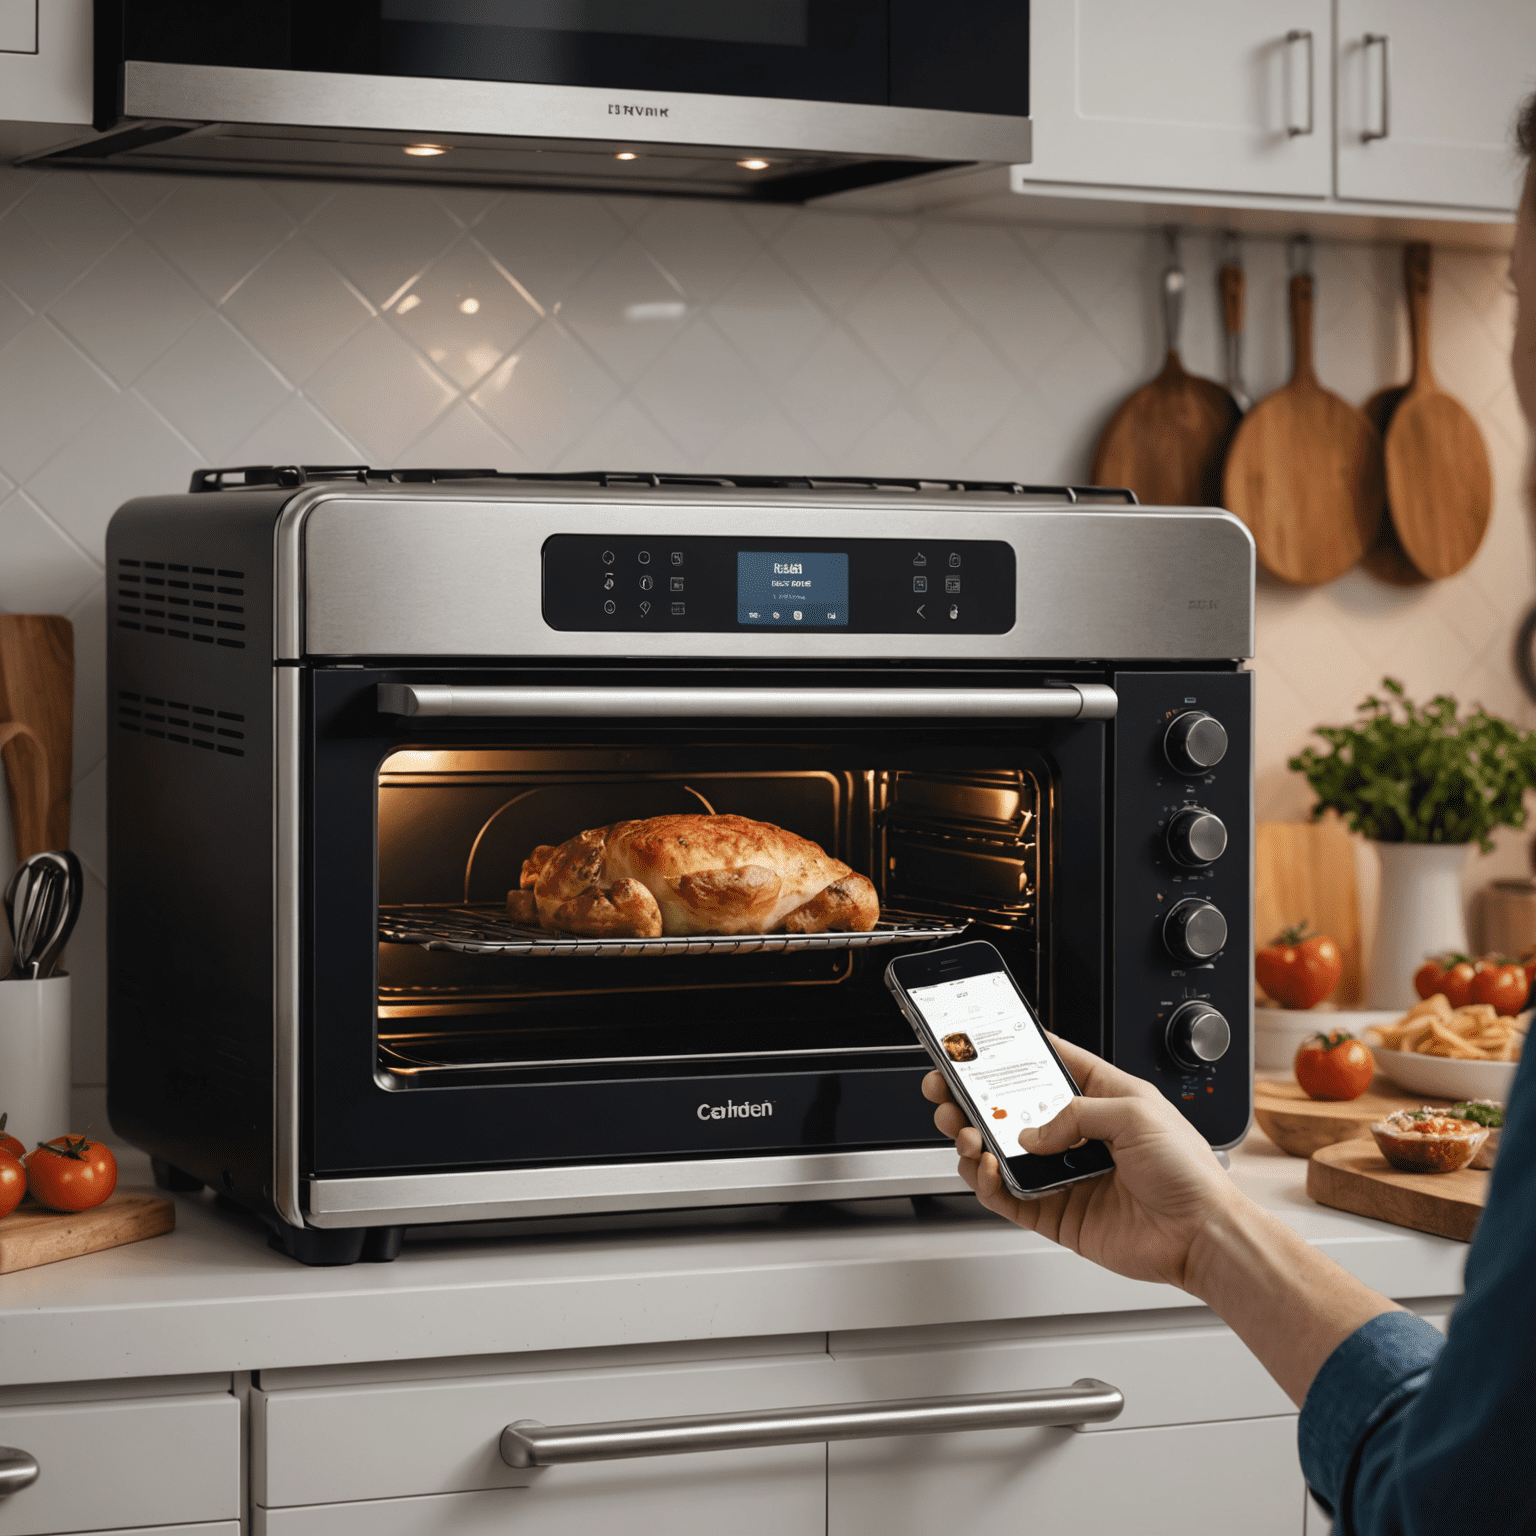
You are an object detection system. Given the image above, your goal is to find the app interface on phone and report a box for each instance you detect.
[909,971,1075,1150]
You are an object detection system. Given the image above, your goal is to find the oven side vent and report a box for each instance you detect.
[115,558,246,648]
[116,690,246,757]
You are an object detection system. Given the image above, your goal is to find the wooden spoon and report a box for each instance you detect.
[1223,273,1384,585]
[1090,258,1240,506]
[1377,243,1493,580]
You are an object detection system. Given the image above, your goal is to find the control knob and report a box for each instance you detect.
[1165,1001,1232,1069]
[1165,806,1228,867]
[1164,711,1228,775]
[1163,898,1227,962]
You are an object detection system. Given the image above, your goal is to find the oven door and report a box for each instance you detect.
[293,665,1110,1227]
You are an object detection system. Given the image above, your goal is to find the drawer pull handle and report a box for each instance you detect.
[0,1447,39,1497]
[378,683,1119,722]
[500,1379,1123,1467]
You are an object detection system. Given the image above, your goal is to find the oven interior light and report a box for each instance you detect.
[615,151,639,161]
[737,157,771,171]
[459,297,480,314]
[404,143,449,157]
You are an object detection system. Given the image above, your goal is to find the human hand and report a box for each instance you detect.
[923,1036,1242,1290]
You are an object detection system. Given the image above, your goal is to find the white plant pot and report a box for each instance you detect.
[1366,841,1471,1009]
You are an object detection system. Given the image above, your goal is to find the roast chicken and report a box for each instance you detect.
[506,814,880,938]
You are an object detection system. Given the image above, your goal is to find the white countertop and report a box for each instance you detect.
[0,1130,1468,1388]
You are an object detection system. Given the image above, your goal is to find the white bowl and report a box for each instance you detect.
[1367,1046,1518,1103]
[1254,1008,1402,1072]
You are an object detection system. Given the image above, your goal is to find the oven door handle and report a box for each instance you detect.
[377,683,1118,721]
[500,1379,1123,1467]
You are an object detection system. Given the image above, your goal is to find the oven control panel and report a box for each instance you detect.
[543,534,1016,634]
[1111,670,1252,1149]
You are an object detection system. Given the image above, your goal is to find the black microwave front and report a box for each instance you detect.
[72,1,1032,199]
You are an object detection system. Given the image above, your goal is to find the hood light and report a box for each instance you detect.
[737,157,771,170]
[404,143,449,157]
[615,151,640,161]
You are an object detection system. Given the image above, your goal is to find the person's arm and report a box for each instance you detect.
[929,1038,1398,1406]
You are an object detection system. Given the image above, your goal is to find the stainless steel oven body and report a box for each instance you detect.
[105,472,1255,1264]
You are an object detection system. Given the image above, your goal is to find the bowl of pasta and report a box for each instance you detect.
[1364,994,1524,1101]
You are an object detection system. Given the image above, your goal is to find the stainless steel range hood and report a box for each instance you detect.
[30,57,1031,203]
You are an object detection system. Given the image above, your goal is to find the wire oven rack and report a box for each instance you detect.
[378,903,965,958]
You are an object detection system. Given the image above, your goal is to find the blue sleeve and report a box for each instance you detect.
[1298,1044,1536,1534]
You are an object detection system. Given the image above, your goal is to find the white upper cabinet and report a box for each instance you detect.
[1023,0,1334,198]
[1335,0,1536,212]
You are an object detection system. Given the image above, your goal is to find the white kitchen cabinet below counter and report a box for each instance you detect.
[0,1388,240,1536]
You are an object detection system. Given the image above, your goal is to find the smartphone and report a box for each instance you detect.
[886,940,1116,1198]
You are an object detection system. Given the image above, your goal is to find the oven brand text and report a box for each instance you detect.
[697,1100,774,1120]
[609,103,670,117]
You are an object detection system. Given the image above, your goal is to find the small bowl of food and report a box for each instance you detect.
[1449,1099,1504,1169]
[1370,1110,1488,1174]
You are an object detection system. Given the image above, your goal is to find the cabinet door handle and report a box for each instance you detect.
[500,1379,1124,1467]
[0,1447,39,1497]
[1362,33,1391,141]
[378,683,1119,722]
[1285,29,1315,137]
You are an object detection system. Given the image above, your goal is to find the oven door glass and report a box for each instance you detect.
[306,667,1107,1177]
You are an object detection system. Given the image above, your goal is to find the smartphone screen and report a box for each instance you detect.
[904,970,1077,1140]
[888,941,1116,1196]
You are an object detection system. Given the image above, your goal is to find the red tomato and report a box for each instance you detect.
[1255,925,1343,1009]
[0,1114,23,1161]
[1295,1033,1374,1100]
[24,1137,118,1213]
[1471,962,1530,1017]
[1439,961,1478,1009]
[0,1150,24,1219]
[1413,960,1447,1000]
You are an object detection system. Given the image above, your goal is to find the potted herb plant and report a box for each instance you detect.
[1289,679,1536,1008]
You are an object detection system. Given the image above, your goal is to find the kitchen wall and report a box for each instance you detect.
[0,165,1529,1126]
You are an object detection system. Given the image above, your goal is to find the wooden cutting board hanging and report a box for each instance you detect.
[1364,243,1493,581]
[0,614,73,861]
[1223,262,1384,585]
[1090,239,1240,506]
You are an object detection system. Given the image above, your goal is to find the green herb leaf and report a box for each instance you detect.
[1288,678,1536,852]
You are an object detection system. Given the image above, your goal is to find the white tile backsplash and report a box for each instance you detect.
[0,165,1530,1117]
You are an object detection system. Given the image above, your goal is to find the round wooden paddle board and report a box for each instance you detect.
[1382,244,1492,580]
[1222,273,1384,586]
[1253,1075,1452,1159]
[1091,351,1241,507]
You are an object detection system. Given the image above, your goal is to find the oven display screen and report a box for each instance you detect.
[737,551,849,627]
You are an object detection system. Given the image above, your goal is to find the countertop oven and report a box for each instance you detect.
[105,470,1254,1263]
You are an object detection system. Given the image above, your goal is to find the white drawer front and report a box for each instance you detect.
[255,1447,824,1536]
[0,1394,240,1536]
[829,1318,1293,1430]
[255,1351,840,1507]
[830,1415,1304,1536]
[68,1527,239,1536]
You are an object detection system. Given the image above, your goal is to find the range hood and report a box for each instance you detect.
[30,3,1032,203]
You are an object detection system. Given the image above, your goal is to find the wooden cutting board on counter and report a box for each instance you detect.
[0,1189,174,1274]
[1255,817,1363,1005]
[1254,1076,1451,1158]
[1307,1141,1488,1242]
